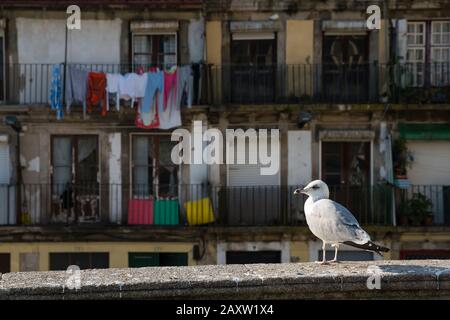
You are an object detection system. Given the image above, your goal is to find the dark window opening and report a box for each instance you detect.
[128,252,188,267]
[51,135,99,223]
[230,38,276,103]
[49,252,109,271]
[0,253,10,273]
[322,35,369,102]
[226,250,281,264]
[132,135,178,199]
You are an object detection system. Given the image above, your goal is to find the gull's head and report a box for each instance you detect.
[293,180,329,200]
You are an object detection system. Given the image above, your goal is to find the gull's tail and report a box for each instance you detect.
[343,241,390,256]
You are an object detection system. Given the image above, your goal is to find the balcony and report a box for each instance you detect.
[0,183,400,227]
[206,63,450,105]
[1,62,450,107]
[0,63,207,106]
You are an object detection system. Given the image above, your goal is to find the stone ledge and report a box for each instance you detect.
[1,260,450,299]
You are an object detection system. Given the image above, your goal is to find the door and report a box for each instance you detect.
[231,37,276,103]
[51,136,99,223]
[322,35,369,102]
[226,251,281,264]
[226,136,281,225]
[321,141,372,223]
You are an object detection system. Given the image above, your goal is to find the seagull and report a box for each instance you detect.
[294,180,389,264]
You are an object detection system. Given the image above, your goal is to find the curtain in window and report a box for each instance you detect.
[52,137,72,195]
[133,136,151,197]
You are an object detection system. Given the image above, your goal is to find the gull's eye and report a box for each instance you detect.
[312,185,319,189]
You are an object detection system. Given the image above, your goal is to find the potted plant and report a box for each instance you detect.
[400,193,433,226]
[392,137,412,179]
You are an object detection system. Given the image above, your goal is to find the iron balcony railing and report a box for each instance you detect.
[396,184,450,226]
[0,183,398,227]
[206,62,450,105]
[0,63,207,106]
[1,62,450,106]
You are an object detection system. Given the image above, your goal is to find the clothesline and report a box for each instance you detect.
[49,64,202,129]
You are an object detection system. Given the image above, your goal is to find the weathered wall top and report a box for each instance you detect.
[1,260,449,299]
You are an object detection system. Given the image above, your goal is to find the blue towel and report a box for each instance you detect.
[49,64,63,120]
[141,71,164,126]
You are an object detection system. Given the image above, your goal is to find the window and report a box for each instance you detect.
[400,250,450,260]
[0,253,10,273]
[431,21,450,86]
[131,135,178,198]
[406,21,450,87]
[49,252,109,270]
[406,22,426,86]
[226,251,281,264]
[132,34,177,68]
[128,252,188,267]
[321,141,371,187]
[319,250,374,261]
[51,136,99,223]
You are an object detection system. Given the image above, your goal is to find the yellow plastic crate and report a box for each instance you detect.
[184,198,215,225]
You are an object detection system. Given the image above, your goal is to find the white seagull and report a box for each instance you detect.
[294,180,389,264]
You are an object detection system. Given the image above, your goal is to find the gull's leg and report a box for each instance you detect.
[330,244,339,263]
[315,241,328,264]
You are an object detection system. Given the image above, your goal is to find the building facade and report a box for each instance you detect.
[0,0,450,272]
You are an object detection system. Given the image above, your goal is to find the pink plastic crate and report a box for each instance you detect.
[128,199,154,225]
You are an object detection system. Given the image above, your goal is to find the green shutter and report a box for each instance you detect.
[128,252,160,268]
[398,123,450,140]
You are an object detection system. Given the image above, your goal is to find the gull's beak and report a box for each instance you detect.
[293,188,305,195]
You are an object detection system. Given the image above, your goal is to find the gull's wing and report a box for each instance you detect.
[312,199,371,244]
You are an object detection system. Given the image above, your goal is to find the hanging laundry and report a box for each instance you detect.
[158,99,181,129]
[49,64,63,120]
[139,71,164,127]
[65,66,88,117]
[106,73,121,112]
[159,68,181,129]
[87,72,107,116]
[119,73,148,108]
[164,68,177,110]
[177,65,193,109]
[191,63,202,105]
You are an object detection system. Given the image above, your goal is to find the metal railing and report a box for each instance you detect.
[0,63,207,106]
[206,63,450,105]
[397,184,450,226]
[1,62,449,106]
[0,183,397,227]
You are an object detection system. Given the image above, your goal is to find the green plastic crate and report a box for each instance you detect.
[154,199,179,225]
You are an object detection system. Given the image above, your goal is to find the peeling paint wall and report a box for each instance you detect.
[108,132,122,224]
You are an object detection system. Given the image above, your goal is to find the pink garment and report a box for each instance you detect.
[163,69,177,110]
[128,199,154,225]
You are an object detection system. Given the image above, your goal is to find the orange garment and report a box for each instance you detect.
[87,72,107,116]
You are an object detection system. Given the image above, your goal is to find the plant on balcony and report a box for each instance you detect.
[398,192,433,226]
[392,137,412,178]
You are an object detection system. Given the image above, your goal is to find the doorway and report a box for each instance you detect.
[230,36,276,103]
[321,141,372,222]
[51,135,99,223]
[322,35,369,102]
